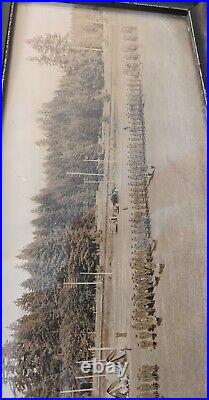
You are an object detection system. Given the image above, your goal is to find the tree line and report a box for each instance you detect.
[3,18,104,398]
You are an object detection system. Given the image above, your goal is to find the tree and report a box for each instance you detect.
[4,13,104,397]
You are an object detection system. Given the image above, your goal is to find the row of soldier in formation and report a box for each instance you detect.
[137,364,160,398]
[122,26,164,354]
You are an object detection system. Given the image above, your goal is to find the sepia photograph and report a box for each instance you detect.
[2,2,206,398]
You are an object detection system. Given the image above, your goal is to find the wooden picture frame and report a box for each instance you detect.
[2,2,207,398]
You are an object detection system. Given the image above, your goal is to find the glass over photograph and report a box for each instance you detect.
[2,2,206,398]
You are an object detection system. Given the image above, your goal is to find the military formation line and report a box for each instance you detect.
[122,25,165,398]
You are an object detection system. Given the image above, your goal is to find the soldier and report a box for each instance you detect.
[141,365,159,375]
[133,267,153,277]
[150,382,159,390]
[134,300,155,311]
[136,331,153,340]
[156,317,162,326]
[134,280,153,289]
[138,340,153,352]
[133,293,155,308]
[132,321,154,331]
[132,309,148,320]
[133,304,155,316]
[139,369,157,382]
[134,297,148,308]
[137,383,152,391]
[131,257,154,275]
[138,275,153,284]
[138,392,159,398]
[158,263,165,274]
[135,291,155,301]
[155,277,160,287]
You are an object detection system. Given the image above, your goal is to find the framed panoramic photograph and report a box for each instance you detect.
[2,2,206,398]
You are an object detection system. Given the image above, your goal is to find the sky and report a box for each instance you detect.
[2,3,72,397]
